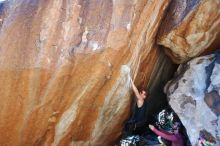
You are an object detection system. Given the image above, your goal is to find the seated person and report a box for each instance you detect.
[149,122,184,146]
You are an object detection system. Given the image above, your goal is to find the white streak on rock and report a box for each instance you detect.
[52,85,89,146]
[89,65,131,145]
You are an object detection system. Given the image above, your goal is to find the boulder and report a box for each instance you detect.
[165,52,220,145]
[0,0,174,145]
[158,0,220,63]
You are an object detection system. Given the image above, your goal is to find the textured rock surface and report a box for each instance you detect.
[0,0,174,145]
[158,0,220,63]
[165,52,220,145]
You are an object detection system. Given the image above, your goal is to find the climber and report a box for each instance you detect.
[123,78,149,136]
[149,122,184,146]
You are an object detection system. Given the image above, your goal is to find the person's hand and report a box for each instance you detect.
[149,124,155,130]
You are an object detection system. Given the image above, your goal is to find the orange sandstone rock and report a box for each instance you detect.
[158,0,220,64]
[0,0,172,145]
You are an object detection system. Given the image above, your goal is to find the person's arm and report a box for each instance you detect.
[149,125,178,141]
[130,78,141,99]
[158,128,172,135]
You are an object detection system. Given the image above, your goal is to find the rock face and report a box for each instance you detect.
[158,0,220,63]
[165,52,220,145]
[0,0,175,146]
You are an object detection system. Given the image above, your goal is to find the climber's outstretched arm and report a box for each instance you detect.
[130,78,141,99]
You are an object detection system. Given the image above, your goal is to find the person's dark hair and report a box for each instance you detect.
[173,122,181,130]
[139,87,149,95]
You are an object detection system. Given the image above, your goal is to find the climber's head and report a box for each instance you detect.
[140,88,148,99]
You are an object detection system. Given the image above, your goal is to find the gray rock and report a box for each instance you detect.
[164,52,220,145]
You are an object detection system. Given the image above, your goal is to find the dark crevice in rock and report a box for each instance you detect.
[215,51,220,64]
[146,48,177,116]
[164,62,189,98]
[205,57,216,91]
